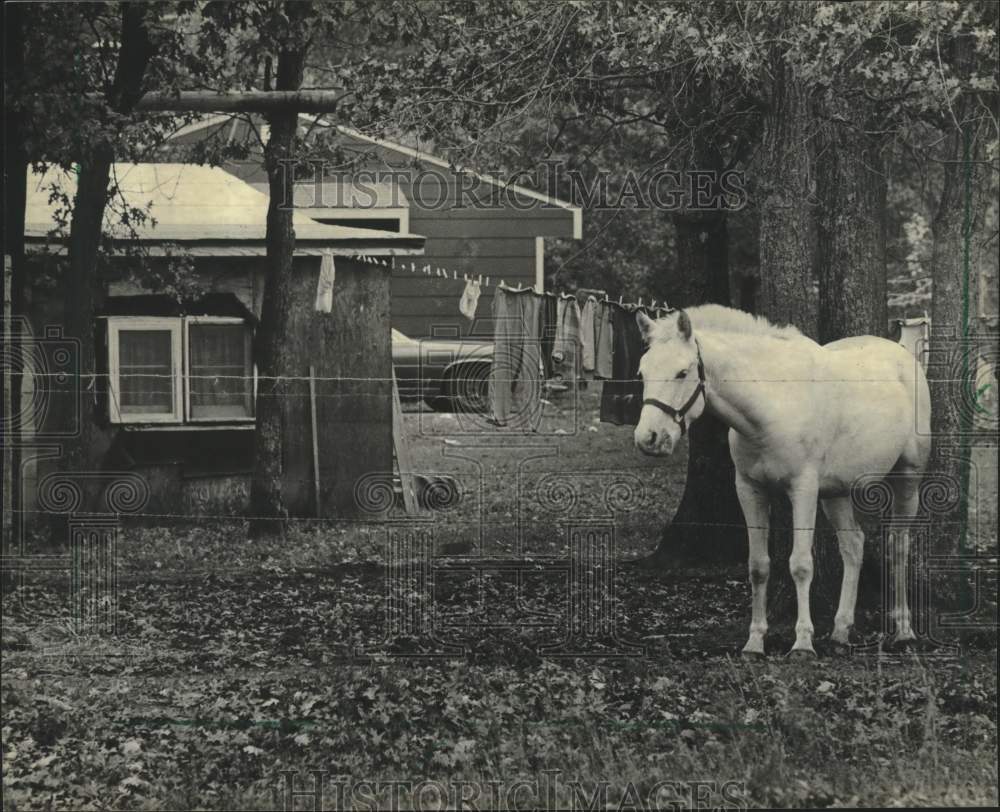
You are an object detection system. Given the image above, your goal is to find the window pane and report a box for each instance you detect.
[119,330,174,414]
[189,323,252,419]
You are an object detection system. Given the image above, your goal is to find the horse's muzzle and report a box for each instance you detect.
[634,428,674,456]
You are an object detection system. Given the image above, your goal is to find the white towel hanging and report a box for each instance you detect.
[313,251,336,313]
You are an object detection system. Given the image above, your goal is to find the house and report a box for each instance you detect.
[162,116,582,337]
[17,162,424,521]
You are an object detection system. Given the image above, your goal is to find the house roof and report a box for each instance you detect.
[24,163,425,256]
[168,115,583,239]
[248,180,408,211]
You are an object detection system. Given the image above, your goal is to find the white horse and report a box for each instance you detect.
[634,305,931,656]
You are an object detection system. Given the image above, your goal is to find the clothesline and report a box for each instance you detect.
[351,254,673,312]
[350,251,667,431]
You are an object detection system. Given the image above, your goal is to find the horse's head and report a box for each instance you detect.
[634,309,706,456]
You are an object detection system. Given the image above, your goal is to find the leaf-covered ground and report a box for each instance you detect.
[3,391,997,809]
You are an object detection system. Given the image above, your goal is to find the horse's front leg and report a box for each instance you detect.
[736,474,771,656]
[788,478,819,656]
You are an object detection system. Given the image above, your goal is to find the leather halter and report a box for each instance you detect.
[641,342,706,436]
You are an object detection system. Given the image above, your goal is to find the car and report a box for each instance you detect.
[391,328,494,413]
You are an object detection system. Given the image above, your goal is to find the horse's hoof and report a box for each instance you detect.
[741,648,765,660]
[787,648,817,660]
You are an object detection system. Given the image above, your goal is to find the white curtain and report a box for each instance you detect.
[119,330,173,413]
[189,324,251,418]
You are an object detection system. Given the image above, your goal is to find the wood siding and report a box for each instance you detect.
[163,121,577,337]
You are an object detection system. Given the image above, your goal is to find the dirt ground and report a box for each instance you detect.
[2,388,997,809]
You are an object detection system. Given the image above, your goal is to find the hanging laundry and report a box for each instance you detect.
[459,278,482,321]
[540,292,558,380]
[600,303,645,426]
[594,300,615,380]
[893,316,930,370]
[314,252,336,313]
[551,294,582,388]
[489,286,544,429]
[580,295,597,373]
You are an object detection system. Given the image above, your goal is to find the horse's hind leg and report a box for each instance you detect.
[820,497,864,645]
[889,472,921,643]
[736,474,771,656]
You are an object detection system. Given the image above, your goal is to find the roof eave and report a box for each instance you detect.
[25,235,426,257]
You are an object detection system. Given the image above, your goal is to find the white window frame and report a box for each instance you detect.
[184,316,256,423]
[106,315,256,426]
[107,317,184,424]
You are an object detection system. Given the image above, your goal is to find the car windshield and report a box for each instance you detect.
[391,328,417,344]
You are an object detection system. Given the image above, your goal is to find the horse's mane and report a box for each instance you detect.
[685,304,802,340]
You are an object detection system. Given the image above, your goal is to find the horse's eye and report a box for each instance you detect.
[675,370,688,380]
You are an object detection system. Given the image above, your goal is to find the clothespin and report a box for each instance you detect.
[619,294,623,305]
[485,276,490,287]
[638,297,644,307]
[453,269,458,280]
[477,274,482,285]
[410,262,416,272]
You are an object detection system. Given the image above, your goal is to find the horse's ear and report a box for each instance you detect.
[677,310,692,341]
[636,310,656,343]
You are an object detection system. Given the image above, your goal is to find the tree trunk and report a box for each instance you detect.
[671,211,731,308]
[3,2,28,549]
[928,32,984,560]
[816,106,887,343]
[59,157,113,475]
[650,209,746,565]
[51,4,155,531]
[757,61,816,336]
[248,22,307,539]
